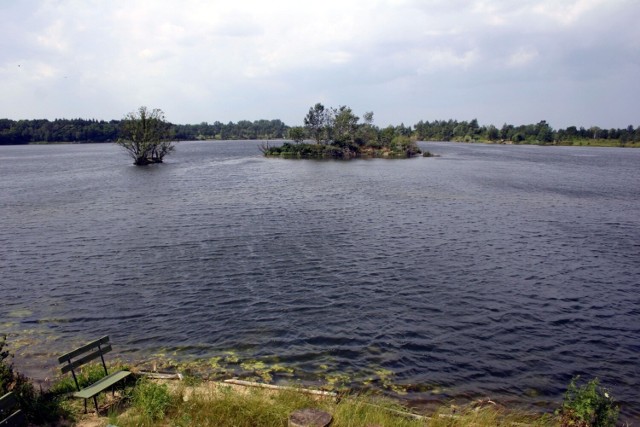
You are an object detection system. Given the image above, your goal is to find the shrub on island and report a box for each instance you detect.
[261,104,423,159]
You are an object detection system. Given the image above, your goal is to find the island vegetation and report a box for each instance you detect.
[261,103,423,159]
[1,110,638,148]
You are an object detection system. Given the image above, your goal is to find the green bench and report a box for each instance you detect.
[0,392,25,427]
[58,336,132,414]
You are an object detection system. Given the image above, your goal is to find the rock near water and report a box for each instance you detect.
[288,408,332,427]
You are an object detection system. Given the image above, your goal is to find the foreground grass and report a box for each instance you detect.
[105,378,554,427]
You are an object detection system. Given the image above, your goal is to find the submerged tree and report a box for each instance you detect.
[116,106,174,165]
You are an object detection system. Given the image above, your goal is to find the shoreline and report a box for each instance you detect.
[2,332,631,421]
[14,349,559,419]
[2,325,633,422]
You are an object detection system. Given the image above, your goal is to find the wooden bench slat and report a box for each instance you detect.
[0,393,18,412]
[0,409,25,427]
[60,345,112,374]
[58,336,110,363]
[58,335,131,414]
[73,371,131,399]
[0,393,25,427]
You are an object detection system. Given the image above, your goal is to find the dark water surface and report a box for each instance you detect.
[1,141,639,417]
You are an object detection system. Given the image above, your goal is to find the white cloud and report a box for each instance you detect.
[532,0,609,25]
[507,47,540,67]
[33,62,60,80]
[35,20,69,53]
[0,0,638,127]
[417,49,480,73]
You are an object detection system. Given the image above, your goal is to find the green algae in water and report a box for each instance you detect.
[0,322,18,331]
[240,359,267,372]
[8,309,32,318]
[270,364,294,375]
[223,351,239,364]
[128,350,441,400]
[240,359,296,383]
[323,372,352,391]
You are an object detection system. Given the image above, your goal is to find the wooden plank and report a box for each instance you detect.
[58,336,110,364]
[0,393,18,412]
[358,400,427,420]
[60,345,112,374]
[223,379,337,397]
[138,371,184,380]
[73,370,131,399]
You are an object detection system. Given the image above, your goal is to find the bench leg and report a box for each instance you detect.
[84,398,87,414]
[93,395,99,414]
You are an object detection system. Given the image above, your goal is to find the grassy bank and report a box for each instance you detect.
[88,377,554,427]
[49,364,615,427]
[1,335,621,426]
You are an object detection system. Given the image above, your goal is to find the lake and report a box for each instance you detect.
[1,140,639,418]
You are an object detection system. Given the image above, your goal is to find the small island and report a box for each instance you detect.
[260,103,425,159]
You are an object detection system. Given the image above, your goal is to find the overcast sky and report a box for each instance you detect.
[1,0,639,129]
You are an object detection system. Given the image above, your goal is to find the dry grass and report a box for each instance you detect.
[82,378,557,427]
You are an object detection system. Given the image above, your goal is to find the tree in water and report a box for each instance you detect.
[116,106,174,165]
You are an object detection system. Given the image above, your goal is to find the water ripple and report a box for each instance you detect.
[1,141,639,420]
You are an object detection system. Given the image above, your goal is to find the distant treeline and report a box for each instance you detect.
[0,118,288,145]
[413,119,640,145]
[173,119,287,141]
[1,117,639,146]
[0,118,120,144]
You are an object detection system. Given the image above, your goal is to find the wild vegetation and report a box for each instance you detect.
[1,112,638,147]
[110,378,555,427]
[0,335,69,425]
[261,103,423,158]
[0,334,623,426]
[556,377,619,427]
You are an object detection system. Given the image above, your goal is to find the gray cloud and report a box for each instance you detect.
[1,0,638,128]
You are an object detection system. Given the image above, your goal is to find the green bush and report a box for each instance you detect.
[558,376,619,427]
[390,135,421,156]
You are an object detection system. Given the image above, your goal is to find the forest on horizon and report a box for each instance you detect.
[1,116,639,147]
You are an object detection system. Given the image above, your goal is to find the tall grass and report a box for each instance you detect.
[112,380,554,427]
[130,379,176,425]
